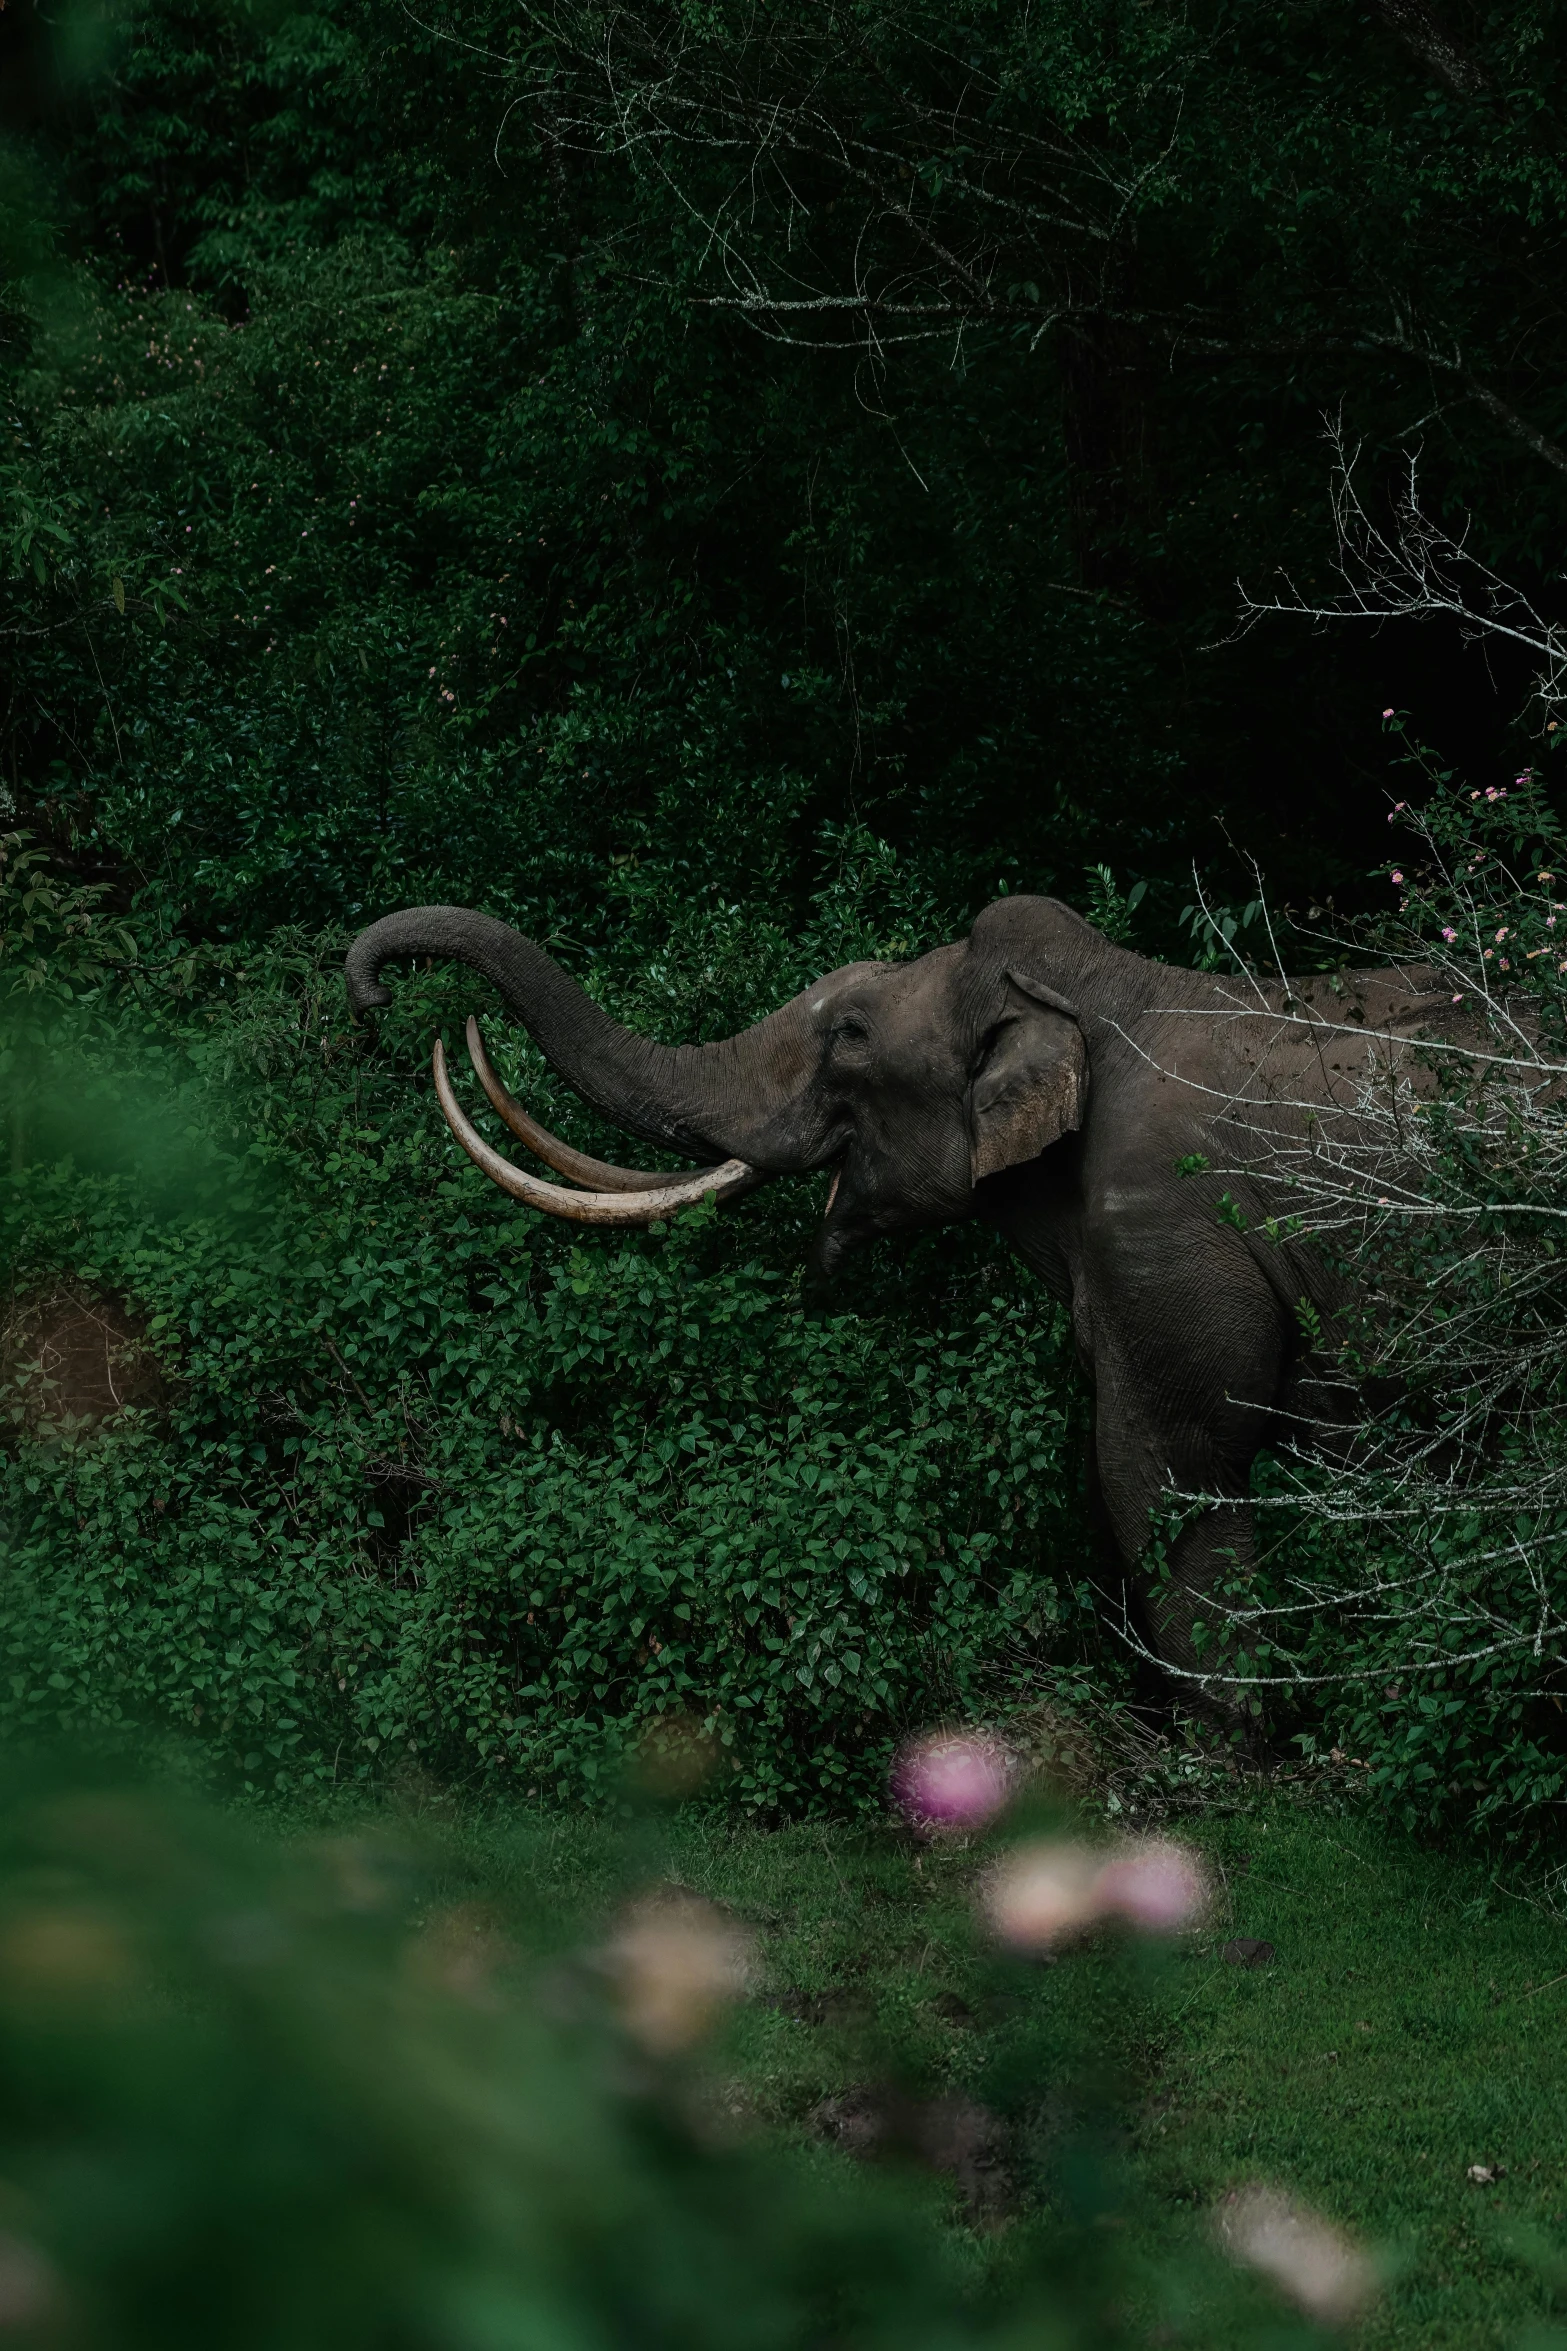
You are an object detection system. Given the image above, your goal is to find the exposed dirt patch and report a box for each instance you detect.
[0,1285,167,1437]
[808,2085,1015,2224]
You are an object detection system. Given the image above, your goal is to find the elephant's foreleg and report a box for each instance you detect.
[1092,1418,1259,1699]
[1087,1323,1278,1710]
[1144,1500,1256,1695]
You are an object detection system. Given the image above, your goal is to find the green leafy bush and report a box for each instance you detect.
[0,839,1086,1808]
[14,0,1567,958]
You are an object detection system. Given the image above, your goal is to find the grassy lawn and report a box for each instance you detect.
[397,1786,1567,2349]
[1132,1802,1567,2350]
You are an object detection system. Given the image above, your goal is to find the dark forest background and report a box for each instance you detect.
[5,0,1564,939]
[2,0,1565,1815]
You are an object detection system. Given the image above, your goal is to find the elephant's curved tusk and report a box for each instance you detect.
[465,1017,714,1194]
[433,1038,759,1223]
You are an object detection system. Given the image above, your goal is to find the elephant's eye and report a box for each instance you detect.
[831,1016,871,1047]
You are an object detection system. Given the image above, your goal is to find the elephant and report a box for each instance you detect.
[345,893,1454,1701]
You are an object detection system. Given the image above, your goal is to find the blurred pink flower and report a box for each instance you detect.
[1441,927,1457,943]
[983,1841,1103,1947]
[983,1835,1208,1950]
[890,1731,1016,1833]
[1381,707,1394,718]
[1095,1839,1208,1930]
[1389,870,1403,884]
[1216,2184,1378,2325]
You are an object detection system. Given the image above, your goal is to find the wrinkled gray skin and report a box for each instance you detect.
[346,895,1449,1698]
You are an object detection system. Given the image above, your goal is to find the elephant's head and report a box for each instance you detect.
[343,897,1105,1282]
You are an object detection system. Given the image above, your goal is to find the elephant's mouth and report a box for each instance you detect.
[806,1154,878,1290]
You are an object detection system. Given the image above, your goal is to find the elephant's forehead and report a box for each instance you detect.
[805,960,887,1014]
[807,944,965,1022]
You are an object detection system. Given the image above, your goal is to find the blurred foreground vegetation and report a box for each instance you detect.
[0,1754,1151,2351]
[0,1752,1558,2349]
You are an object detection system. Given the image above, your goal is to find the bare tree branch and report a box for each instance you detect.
[1107,783,1567,1707]
[1371,0,1491,98]
[1231,422,1567,718]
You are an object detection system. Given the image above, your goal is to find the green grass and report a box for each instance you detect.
[388,1787,1567,2349]
[1135,1803,1567,2350]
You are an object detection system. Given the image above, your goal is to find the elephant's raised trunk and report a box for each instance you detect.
[344,906,825,1219]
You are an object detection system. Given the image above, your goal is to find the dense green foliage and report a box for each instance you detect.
[7,0,1567,930]
[0,837,1083,1801]
[3,0,1567,1819]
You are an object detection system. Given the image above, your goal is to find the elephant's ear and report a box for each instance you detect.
[968,971,1088,1184]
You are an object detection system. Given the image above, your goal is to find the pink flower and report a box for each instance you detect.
[1390,870,1403,884]
[1094,1840,1208,1930]
[1495,928,1509,942]
[982,1836,1209,1950]
[1441,927,1457,943]
[890,1732,1016,1833]
[1382,707,1394,718]
[983,1842,1103,1946]
[1216,2185,1378,2325]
